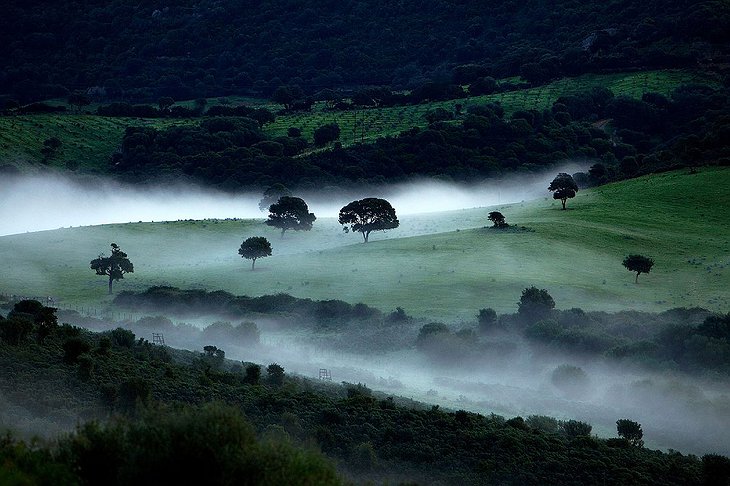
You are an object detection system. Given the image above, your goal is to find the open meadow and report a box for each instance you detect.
[1,167,728,320]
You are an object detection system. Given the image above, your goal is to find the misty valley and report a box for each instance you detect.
[2,167,729,485]
[2,0,730,483]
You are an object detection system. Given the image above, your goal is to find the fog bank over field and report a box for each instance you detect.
[0,163,587,236]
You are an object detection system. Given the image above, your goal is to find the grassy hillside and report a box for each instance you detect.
[0,69,713,171]
[1,168,727,320]
[267,69,713,146]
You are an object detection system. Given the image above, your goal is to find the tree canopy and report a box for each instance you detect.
[616,419,644,447]
[622,254,654,283]
[548,173,579,210]
[488,211,508,228]
[89,243,134,294]
[265,196,316,237]
[338,198,399,243]
[258,183,292,212]
[517,286,555,322]
[238,237,272,270]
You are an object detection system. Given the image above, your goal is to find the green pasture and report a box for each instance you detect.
[0,115,197,172]
[1,168,728,320]
[0,69,714,169]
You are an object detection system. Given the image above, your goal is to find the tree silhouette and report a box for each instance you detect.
[90,243,134,294]
[238,236,272,270]
[518,286,555,322]
[488,211,508,228]
[622,254,654,283]
[267,363,285,386]
[339,198,399,243]
[616,419,644,447]
[265,196,316,238]
[548,173,579,209]
[258,183,291,212]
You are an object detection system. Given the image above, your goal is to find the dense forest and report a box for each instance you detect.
[3,297,730,485]
[2,0,729,103]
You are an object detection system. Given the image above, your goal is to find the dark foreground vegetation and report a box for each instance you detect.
[2,297,730,485]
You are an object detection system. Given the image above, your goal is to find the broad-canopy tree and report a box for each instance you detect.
[616,419,644,447]
[488,211,508,228]
[339,198,399,243]
[265,196,316,238]
[238,236,272,270]
[622,254,654,283]
[90,243,134,294]
[548,173,579,209]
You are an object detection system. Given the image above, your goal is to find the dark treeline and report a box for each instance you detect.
[110,83,730,189]
[113,286,730,377]
[1,0,728,103]
[2,298,729,485]
[114,285,383,324]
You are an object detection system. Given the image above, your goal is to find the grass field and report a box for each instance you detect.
[0,69,715,170]
[1,168,728,320]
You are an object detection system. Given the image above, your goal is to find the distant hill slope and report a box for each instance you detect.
[0,168,727,319]
[0,69,708,173]
[1,0,727,102]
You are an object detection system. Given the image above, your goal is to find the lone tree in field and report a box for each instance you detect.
[548,173,579,210]
[488,211,508,228]
[339,198,399,243]
[258,183,291,212]
[90,243,134,294]
[616,419,644,447]
[238,236,272,270]
[622,254,654,283]
[266,196,316,238]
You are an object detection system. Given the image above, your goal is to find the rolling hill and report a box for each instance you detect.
[1,167,727,320]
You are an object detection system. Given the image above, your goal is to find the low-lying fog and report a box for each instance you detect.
[41,311,727,458]
[0,163,587,236]
[216,325,730,457]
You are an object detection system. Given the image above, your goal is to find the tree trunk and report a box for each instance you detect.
[108,275,113,294]
[363,231,369,243]
[251,258,256,270]
[635,272,639,284]
[561,198,567,210]
[281,228,286,239]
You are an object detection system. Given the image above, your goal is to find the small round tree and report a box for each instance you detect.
[616,419,644,447]
[238,236,272,270]
[477,308,498,333]
[622,254,654,283]
[548,173,579,210]
[517,286,555,322]
[488,211,508,228]
[265,196,316,238]
[313,123,340,146]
